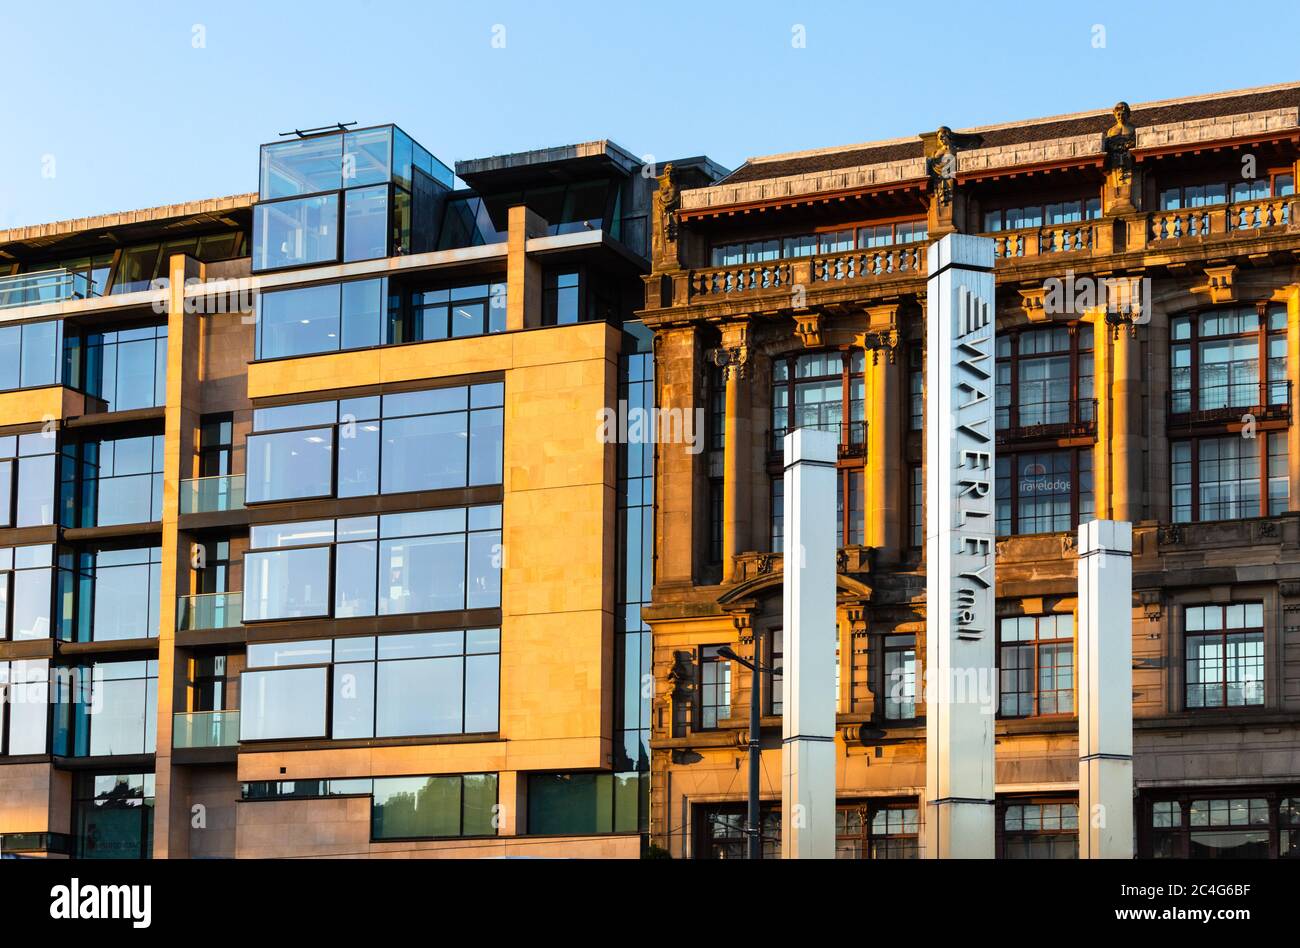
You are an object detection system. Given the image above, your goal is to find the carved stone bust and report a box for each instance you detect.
[1103,101,1137,181]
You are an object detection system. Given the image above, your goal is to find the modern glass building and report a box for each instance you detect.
[0,125,726,858]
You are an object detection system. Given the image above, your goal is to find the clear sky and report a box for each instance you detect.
[1,0,1295,229]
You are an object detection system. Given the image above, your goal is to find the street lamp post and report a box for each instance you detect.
[717,642,770,860]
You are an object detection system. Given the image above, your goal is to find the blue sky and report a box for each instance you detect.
[1,0,1295,228]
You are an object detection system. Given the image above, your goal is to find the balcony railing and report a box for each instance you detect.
[180,474,246,514]
[810,245,923,282]
[991,223,1096,258]
[177,591,243,631]
[997,398,1098,443]
[691,260,792,299]
[770,421,867,458]
[0,268,98,310]
[1168,380,1291,426]
[1149,196,1294,243]
[173,710,239,749]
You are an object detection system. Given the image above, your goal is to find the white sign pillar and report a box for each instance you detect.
[924,234,997,859]
[1077,519,1135,858]
[781,427,838,859]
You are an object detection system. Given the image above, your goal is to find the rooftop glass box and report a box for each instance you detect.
[252,125,453,273]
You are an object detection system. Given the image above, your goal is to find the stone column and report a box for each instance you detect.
[863,304,902,562]
[1111,324,1142,523]
[780,427,838,859]
[152,253,203,858]
[1282,285,1300,497]
[506,205,545,330]
[924,234,997,859]
[716,320,751,582]
[1093,304,1143,522]
[1077,519,1135,859]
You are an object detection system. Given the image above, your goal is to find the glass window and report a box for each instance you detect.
[699,645,731,729]
[342,127,391,189]
[243,506,501,621]
[526,772,647,836]
[73,773,154,859]
[246,428,335,503]
[695,801,779,858]
[253,194,340,271]
[884,634,918,720]
[3,659,49,754]
[543,271,581,326]
[260,135,343,199]
[247,383,502,501]
[257,283,340,359]
[112,245,161,294]
[340,279,385,350]
[5,434,57,528]
[1000,799,1079,858]
[3,545,53,640]
[998,614,1074,717]
[81,325,167,411]
[243,546,331,622]
[996,450,1092,536]
[769,350,866,547]
[1170,304,1287,416]
[372,773,497,840]
[836,801,920,859]
[63,435,164,528]
[343,185,389,262]
[78,546,162,643]
[1185,603,1264,709]
[52,662,157,757]
[0,321,62,392]
[240,666,328,740]
[246,629,498,741]
[1172,434,1285,523]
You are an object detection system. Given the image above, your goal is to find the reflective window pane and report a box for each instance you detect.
[240,667,328,740]
[253,195,340,271]
[246,428,335,503]
[243,547,331,621]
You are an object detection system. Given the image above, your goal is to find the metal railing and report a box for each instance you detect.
[0,269,98,310]
[177,591,243,631]
[998,398,1098,443]
[770,420,867,457]
[180,474,246,514]
[173,710,239,748]
[1168,380,1291,425]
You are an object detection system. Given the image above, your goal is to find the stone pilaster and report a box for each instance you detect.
[506,204,546,330]
[861,304,902,563]
[715,320,751,582]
